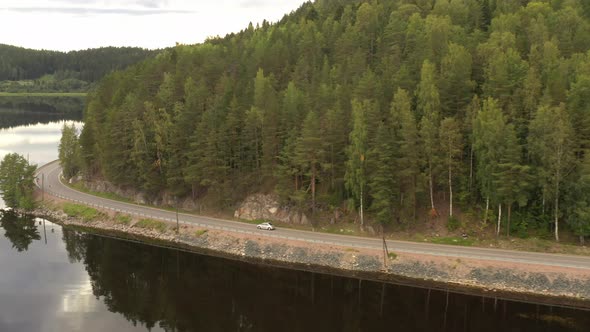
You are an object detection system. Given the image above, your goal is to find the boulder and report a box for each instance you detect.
[234,193,308,225]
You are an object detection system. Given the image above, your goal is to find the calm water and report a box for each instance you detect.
[0,213,588,332]
[0,116,589,331]
[0,117,83,209]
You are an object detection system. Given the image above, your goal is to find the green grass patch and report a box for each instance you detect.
[388,252,397,260]
[69,182,135,204]
[430,237,474,246]
[135,218,167,233]
[114,213,132,225]
[195,229,208,237]
[62,203,102,222]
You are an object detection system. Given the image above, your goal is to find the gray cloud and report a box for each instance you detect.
[3,6,191,16]
[238,0,275,9]
[135,0,169,8]
[47,0,170,8]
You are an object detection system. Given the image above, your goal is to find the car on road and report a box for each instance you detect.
[256,222,275,230]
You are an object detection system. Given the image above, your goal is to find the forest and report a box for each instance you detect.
[74,0,590,243]
[0,44,158,92]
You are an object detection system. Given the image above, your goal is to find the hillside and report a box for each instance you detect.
[74,0,590,244]
[0,44,159,92]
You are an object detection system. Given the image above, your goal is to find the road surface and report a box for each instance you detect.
[35,160,590,271]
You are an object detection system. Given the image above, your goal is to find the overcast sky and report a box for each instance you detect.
[0,0,308,52]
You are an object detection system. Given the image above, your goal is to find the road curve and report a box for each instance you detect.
[36,161,590,271]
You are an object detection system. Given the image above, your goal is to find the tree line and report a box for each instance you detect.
[0,44,159,91]
[72,0,590,243]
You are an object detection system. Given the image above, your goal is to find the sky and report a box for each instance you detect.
[0,0,308,52]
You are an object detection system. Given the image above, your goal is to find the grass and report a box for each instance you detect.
[135,218,167,233]
[114,213,132,225]
[195,229,208,237]
[62,203,102,222]
[69,182,135,204]
[430,237,474,246]
[0,92,86,97]
[387,252,397,260]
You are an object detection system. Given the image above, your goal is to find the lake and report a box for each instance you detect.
[0,214,589,332]
[0,115,588,331]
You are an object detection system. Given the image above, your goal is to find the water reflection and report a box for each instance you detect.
[0,109,82,130]
[0,216,588,331]
[61,230,589,332]
[0,210,40,252]
[0,119,83,170]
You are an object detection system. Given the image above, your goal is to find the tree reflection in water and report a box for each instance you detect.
[59,228,590,332]
[0,210,41,252]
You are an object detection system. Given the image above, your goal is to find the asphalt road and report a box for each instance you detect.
[36,161,590,271]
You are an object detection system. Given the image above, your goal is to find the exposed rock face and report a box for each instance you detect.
[234,194,309,225]
[84,180,197,210]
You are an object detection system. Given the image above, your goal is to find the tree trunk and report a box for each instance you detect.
[580,236,585,246]
[555,152,561,242]
[507,203,512,237]
[496,203,502,236]
[360,184,364,230]
[428,160,436,215]
[449,152,453,217]
[311,164,316,213]
[469,145,474,193]
[554,184,560,242]
[483,197,489,225]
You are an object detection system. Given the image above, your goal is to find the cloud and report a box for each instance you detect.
[48,0,169,7]
[238,0,274,9]
[3,6,192,16]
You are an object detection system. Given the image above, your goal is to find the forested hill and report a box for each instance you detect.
[0,44,158,91]
[77,0,590,243]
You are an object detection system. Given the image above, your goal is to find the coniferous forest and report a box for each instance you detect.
[0,44,158,92]
[76,0,590,243]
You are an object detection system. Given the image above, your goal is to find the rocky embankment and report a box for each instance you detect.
[34,205,590,309]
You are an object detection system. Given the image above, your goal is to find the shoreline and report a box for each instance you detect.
[31,204,590,310]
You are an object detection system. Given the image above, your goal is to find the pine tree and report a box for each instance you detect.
[417,60,441,216]
[346,99,369,229]
[391,88,420,221]
[369,123,397,226]
[295,110,325,212]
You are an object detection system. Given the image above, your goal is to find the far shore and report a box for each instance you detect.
[0,92,87,97]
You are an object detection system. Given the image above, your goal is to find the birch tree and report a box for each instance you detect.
[528,104,574,241]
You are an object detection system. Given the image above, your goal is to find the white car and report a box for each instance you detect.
[256,222,275,230]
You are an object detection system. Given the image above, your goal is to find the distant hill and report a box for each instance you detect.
[0,44,159,92]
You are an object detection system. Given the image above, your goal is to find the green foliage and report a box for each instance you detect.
[0,44,158,91]
[72,0,590,242]
[430,237,474,246]
[62,203,101,222]
[0,153,37,210]
[59,123,82,179]
[135,219,168,233]
[446,216,461,232]
[195,229,208,237]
